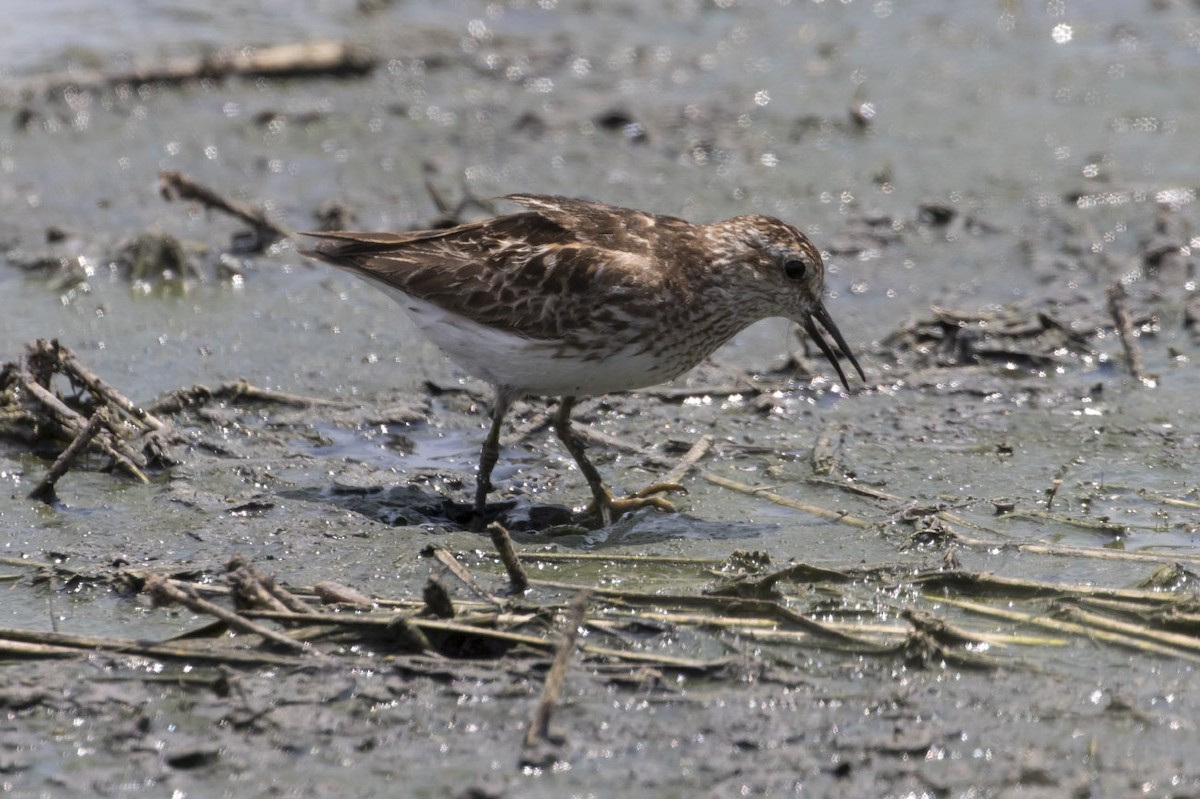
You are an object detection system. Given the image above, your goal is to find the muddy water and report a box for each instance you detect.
[3,1,1200,796]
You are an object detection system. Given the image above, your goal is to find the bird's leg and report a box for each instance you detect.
[552,396,684,526]
[472,389,513,531]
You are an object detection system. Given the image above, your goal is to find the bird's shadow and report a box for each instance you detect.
[279,482,777,548]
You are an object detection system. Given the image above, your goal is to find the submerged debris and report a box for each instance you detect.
[111,231,198,284]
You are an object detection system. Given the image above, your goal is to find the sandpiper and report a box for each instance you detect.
[301,194,864,526]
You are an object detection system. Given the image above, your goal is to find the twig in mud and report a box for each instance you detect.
[522,590,589,764]
[313,581,374,607]
[810,422,841,477]
[0,624,304,667]
[427,546,503,605]
[386,616,432,652]
[27,408,108,503]
[913,570,1179,604]
[246,609,557,652]
[1044,478,1063,512]
[703,472,873,528]
[422,578,456,618]
[940,596,1200,662]
[16,362,149,482]
[501,407,553,448]
[147,379,347,414]
[1057,604,1200,657]
[159,170,290,248]
[574,423,673,466]
[226,556,316,615]
[901,608,1000,649]
[1003,508,1128,536]
[659,434,713,487]
[1107,281,1151,384]
[487,522,530,593]
[27,40,374,98]
[144,574,314,654]
[47,342,170,432]
[529,578,885,649]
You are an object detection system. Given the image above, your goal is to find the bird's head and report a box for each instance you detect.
[710,214,865,390]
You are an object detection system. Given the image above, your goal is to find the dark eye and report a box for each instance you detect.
[783,259,808,280]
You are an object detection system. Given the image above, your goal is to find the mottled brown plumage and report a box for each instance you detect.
[301,194,863,526]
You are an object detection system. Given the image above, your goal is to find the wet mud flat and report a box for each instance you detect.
[3,2,1200,797]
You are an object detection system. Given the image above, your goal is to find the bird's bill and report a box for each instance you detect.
[803,302,866,391]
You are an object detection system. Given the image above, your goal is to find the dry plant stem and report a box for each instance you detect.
[704,472,873,527]
[313,581,374,607]
[810,422,841,476]
[48,343,169,432]
[659,434,714,486]
[17,370,148,482]
[0,625,302,666]
[30,40,374,97]
[811,475,1200,567]
[938,596,1200,662]
[159,170,291,242]
[429,546,503,605]
[247,610,557,651]
[1044,478,1063,512]
[915,570,1184,604]
[0,639,82,658]
[578,645,728,671]
[520,552,729,567]
[487,522,530,593]
[1005,508,1128,535]
[145,575,313,654]
[148,379,346,414]
[260,575,318,614]
[528,578,882,648]
[226,556,316,614]
[1107,280,1149,383]
[226,562,293,614]
[1058,605,1200,656]
[524,590,590,751]
[28,408,107,502]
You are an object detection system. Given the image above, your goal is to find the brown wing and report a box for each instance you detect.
[502,194,690,248]
[301,198,699,342]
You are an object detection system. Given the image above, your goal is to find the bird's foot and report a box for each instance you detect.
[586,481,687,526]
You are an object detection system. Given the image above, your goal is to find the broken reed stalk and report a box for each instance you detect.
[0,625,303,666]
[523,590,590,756]
[16,364,148,482]
[144,574,313,654]
[28,40,375,98]
[939,596,1200,662]
[48,342,170,432]
[659,434,714,486]
[487,522,529,593]
[159,170,291,245]
[146,379,347,415]
[313,580,375,607]
[27,408,108,503]
[429,546,503,605]
[810,422,841,476]
[703,472,873,527]
[1107,281,1149,383]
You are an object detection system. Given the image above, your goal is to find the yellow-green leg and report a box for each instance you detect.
[552,396,685,526]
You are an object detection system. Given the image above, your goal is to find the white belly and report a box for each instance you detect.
[384,289,686,396]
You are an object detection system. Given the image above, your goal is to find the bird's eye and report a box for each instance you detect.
[783,259,807,280]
